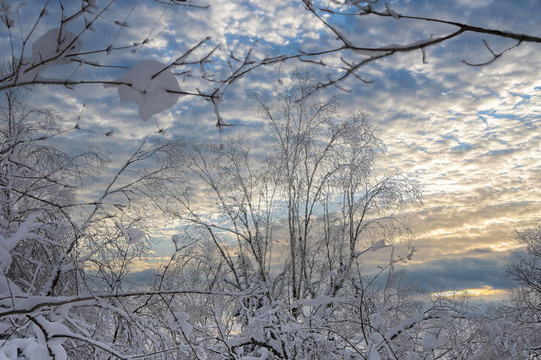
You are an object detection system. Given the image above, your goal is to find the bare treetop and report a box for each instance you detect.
[0,0,540,126]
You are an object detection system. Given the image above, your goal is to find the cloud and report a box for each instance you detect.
[3,0,541,293]
[404,255,514,292]
[431,285,508,302]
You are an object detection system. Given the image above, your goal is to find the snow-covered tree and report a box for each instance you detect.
[149,72,427,358]
[501,226,541,359]
[0,91,201,358]
[1,0,540,357]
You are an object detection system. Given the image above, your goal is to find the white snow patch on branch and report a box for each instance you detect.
[107,60,182,121]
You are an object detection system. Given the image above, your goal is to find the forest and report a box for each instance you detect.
[1,0,540,359]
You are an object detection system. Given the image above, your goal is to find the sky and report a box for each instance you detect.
[2,0,540,299]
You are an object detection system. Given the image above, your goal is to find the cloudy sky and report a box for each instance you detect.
[3,0,540,298]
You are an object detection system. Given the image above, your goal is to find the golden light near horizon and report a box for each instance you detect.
[489,241,525,252]
[1,0,540,358]
[431,286,508,299]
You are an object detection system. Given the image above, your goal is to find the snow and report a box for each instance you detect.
[113,220,146,244]
[1,2,539,358]
[423,334,441,350]
[369,312,386,329]
[296,295,334,307]
[371,239,388,251]
[18,28,83,83]
[368,345,382,360]
[169,311,193,336]
[385,312,429,340]
[385,2,401,19]
[107,60,182,121]
[31,29,82,66]
[125,227,146,244]
[21,341,52,360]
[1,345,17,359]
[0,214,40,272]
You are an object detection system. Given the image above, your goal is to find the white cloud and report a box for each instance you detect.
[3,0,541,290]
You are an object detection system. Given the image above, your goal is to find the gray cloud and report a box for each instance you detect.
[3,0,541,293]
[403,255,514,292]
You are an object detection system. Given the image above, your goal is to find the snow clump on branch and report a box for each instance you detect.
[106,60,182,121]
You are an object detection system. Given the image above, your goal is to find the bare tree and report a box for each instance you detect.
[0,92,210,358]
[150,72,426,358]
[507,226,541,296]
[0,0,540,126]
[0,88,107,293]
[0,73,532,360]
[502,226,541,359]
[253,70,421,302]
[1,0,540,357]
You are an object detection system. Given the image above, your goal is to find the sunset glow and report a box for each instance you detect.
[432,286,508,299]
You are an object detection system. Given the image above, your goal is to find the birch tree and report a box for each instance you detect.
[156,72,424,358]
